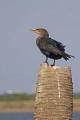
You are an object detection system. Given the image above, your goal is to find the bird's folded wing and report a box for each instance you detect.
[39,40,62,55]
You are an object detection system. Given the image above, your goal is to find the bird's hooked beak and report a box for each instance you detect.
[30,29,41,35]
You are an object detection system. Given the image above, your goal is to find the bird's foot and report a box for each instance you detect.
[51,63,55,67]
[43,61,49,66]
[51,60,55,67]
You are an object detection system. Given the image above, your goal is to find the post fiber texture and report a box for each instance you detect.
[34,63,73,120]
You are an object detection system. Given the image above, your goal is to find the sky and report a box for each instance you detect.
[0,0,80,94]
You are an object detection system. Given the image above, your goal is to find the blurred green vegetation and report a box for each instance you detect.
[73,93,80,100]
[0,93,35,101]
[0,93,80,101]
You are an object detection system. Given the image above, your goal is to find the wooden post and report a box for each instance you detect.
[34,63,73,120]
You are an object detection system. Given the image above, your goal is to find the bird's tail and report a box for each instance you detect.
[62,53,75,60]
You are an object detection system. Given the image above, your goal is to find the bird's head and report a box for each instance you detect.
[30,28,49,38]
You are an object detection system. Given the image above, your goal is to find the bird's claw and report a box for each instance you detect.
[43,61,49,66]
[51,64,55,67]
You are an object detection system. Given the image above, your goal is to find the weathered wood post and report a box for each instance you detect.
[34,63,73,120]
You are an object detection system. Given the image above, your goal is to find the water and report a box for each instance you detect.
[0,112,34,120]
[0,112,79,120]
[73,112,80,120]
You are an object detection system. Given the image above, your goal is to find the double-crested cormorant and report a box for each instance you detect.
[30,28,74,66]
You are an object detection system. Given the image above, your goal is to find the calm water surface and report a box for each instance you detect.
[0,112,79,120]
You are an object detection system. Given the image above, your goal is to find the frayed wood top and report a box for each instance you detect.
[40,63,71,70]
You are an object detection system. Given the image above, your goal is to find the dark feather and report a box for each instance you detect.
[36,37,74,60]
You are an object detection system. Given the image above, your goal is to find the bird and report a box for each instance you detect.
[30,28,75,66]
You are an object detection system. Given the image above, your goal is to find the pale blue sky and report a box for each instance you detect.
[0,0,80,94]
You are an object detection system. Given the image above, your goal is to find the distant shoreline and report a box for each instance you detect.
[0,101,34,113]
[0,100,80,113]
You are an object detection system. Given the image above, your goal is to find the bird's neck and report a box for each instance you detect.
[36,36,47,41]
[42,34,49,38]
